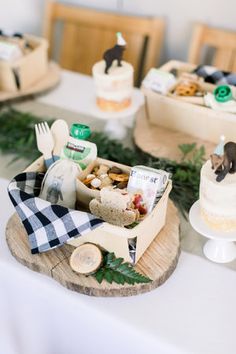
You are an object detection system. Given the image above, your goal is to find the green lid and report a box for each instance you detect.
[214,85,233,103]
[70,124,91,140]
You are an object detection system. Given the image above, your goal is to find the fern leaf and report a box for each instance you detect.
[95,269,104,284]
[93,252,152,285]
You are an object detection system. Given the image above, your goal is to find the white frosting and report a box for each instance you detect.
[200,160,236,220]
[92,60,133,102]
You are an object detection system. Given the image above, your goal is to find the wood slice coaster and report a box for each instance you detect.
[0,61,60,102]
[134,106,215,162]
[6,200,180,297]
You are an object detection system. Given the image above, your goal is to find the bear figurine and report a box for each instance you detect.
[103,32,126,74]
[210,141,236,182]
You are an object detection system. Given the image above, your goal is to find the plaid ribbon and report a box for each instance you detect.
[8,172,104,254]
[193,65,236,86]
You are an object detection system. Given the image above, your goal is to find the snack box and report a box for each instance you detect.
[26,157,172,264]
[0,34,48,92]
[142,60,236,144]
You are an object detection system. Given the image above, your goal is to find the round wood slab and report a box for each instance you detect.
[0,61,60,102]
[6,200,180,297]
[134,106,215,162]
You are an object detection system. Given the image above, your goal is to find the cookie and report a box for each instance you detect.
[108,173,129,182]
[108,166,123,174]
[175,81,199,96]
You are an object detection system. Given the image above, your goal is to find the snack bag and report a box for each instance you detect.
[127,166,169,213]
[61,124,97,170]
[40,159,80,209]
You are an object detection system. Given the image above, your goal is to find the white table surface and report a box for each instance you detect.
[38,70,144,139]
[1,177,236,354]
[1,70,236,354]
[37,70,144,124]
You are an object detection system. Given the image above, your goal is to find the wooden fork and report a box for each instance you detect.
[35,122,54,168]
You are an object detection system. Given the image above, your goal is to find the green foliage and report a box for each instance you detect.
[94,252,152,285]
[0,107,206,214]
[89,131,140,166]
[179,143,205,167]
[0,107,53,163]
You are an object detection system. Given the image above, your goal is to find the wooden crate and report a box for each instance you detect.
[0,34,48,92]
[143,60,236,144]
[25,157,172,264]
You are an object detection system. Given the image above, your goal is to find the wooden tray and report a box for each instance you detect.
[134,105,215,162]
[0,61,60,102]
[6,200,180,297]
[141,60,236,146]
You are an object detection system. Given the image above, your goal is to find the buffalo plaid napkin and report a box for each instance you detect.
[194,65,236,86]
[8,172,104,254]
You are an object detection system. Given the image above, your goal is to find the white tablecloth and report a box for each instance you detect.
[1,70,236,354]
[1,177,236,354]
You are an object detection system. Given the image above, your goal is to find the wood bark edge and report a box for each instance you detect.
[70,243,103,275]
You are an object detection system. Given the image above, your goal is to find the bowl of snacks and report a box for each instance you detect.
[71,158,171,263]
[76,158,130,207]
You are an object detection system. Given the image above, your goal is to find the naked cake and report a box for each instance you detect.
[92,32,133,112]
[199,137,236,232]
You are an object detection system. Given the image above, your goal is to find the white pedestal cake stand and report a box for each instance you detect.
[90,90,144,140]
[189,200,236,263]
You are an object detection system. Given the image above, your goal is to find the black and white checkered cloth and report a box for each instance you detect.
[194,65,236,86]
[8,172,104,254]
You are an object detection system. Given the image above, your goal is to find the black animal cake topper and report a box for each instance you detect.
[103,32,126,74]
[210,136,236,182]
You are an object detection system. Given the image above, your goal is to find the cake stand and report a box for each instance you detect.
[189,200,236,263]
[90,90,144,140]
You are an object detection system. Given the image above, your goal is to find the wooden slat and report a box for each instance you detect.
[144,19,165,76]
[188,23,236,70]
[188,23,205,64]
[52,3,159,35]
[202,27,236,49]
[213,48,234,71]
[61,25,114,74]
[43,1,164,85]
[43,0,55,58]
[60,23,78,71]
[230,53,236,72]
